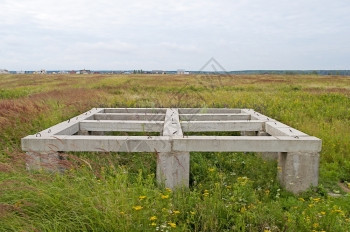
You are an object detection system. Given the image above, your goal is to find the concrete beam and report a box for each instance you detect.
[178,108,241,114]
[265,122,308,137]
[34,108,101,136]
[181,120,263,132]
[22,135,172,153]
[94,113,165,121]
[79,120,164,132]
[22,135,321,153]
[172,136,322,153]
[104,108,166,114]
[179,113,251,121]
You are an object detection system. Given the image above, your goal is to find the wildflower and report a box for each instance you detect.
[298,197,305,202]
[150,222,157,226]
[320,211,326,215]
[190,211,196,215]
[165,188,172,192]
[150,216,157,221]
[161,194,169,199]
[120,211,125,215]
[139,195,147,200]
[132,206,143,211]
[173,210,180,214]
[237,176,249,185]
[208,168,215,172]
[312,197,321,203]
[168,222,176,228]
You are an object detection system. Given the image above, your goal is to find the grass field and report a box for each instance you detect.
[0,74,350,231]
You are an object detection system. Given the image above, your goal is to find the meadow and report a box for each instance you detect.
[0,73,350,231]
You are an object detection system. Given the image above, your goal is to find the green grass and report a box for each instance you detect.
[0,73,350,231]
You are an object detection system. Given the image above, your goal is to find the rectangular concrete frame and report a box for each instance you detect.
[21,108,322,193]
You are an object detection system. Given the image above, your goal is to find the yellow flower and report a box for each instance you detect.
[168,222,176,228]
[132,205,143,211]
[208,168,215,172]
[165,188,172,192]
[298,198,305,202]
[139,195,147,200]
[320,211,326,215]
[161,194,169,199]
[203,192,209,197]
[120,211,125,215]
[173,210,180,214]
[149,216,157,221]
[150,222,156,226]
[312,197,321,203]
[190,211,196,215]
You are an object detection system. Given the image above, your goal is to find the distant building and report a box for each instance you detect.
[16,71,25,74]
[152,70,165,74]
[33,69,47,74]
[79,69,91,74]
[177,69,185,74]
[177,69,190,75]
[0,69,9,74]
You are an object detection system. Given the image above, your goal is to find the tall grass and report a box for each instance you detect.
[0,74,350,231]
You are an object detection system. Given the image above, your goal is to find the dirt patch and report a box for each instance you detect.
[0,163,12,173]
[338,182,350,193]
[0,204,15,218]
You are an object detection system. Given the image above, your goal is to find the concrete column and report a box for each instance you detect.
[240,131,257,136]
[77,130,89,135]
[26,151,66,173]
[90,131,105,135]
[156,152,190,189]
[157,108,190,189]
[257,131,278,160]
[278,152,320,194]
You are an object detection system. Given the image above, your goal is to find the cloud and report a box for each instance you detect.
[0,0,349,70]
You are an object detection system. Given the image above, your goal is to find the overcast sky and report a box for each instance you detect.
[0,0,349,71]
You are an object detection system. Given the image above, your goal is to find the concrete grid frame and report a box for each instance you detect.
[21,108,322,194]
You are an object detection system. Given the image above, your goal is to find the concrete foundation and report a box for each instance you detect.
[21,108,322,193]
